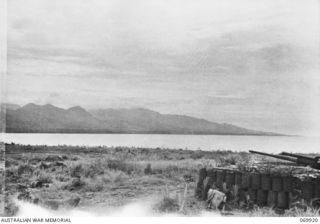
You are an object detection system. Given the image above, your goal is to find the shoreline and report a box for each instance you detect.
[3,142,320,157]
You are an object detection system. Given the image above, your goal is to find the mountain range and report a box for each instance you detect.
[1,103,281,135]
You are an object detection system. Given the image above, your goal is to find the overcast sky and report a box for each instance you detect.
[5,0,320,136]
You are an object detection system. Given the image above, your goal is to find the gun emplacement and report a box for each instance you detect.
[249,150,320,170]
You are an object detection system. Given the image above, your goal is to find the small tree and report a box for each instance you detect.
[144,163,152,175]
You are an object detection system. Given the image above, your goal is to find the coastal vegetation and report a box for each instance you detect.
[3,143,319,216]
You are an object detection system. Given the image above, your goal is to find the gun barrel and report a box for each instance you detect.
[280,152,316,160]
[280,152,320,169]
[249,150,297,163]
[249,150,320,170]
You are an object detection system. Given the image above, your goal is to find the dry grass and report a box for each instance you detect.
[246,206,320,217]
[4,143,320,217]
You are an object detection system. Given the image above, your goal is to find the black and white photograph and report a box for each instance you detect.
[0,0,320,220]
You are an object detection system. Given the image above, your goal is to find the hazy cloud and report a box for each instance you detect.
[5,0,320,135]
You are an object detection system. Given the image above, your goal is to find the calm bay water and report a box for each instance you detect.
[1,133,319,154]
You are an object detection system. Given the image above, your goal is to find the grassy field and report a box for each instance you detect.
[3,143,320,217]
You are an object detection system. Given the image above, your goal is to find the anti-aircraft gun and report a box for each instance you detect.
[195,150,320,211]
[249,150,320,170]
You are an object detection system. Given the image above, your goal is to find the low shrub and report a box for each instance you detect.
[106,170,129,183]
[36,172,53,184]
[70,164,84,178]
[144,164,152,175]
[64,178,85,191]
[55,174,70,182]
[83,178,104,192]
[17,164,34,175]
[154,197,179,213]
[83,163,104,178]
[107,160,136,175]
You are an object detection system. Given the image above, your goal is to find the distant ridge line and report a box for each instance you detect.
[2,103,283,136]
